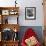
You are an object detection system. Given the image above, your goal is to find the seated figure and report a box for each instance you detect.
[21,28,41,46]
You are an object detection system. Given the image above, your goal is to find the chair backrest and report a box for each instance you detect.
[21,28,41,46]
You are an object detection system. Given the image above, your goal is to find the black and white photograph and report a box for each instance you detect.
[25,7,36,20]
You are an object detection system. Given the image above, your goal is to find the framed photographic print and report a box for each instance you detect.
[2,10,9,15]
[25,7,36,20]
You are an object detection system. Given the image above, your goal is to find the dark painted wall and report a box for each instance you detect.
[18,26,44,44]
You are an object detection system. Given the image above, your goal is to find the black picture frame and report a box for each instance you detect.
[25,7,36,20]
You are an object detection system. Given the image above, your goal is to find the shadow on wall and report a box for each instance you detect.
[18,26,44,44]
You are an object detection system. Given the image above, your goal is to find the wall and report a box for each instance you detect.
[0,0,44,26]
[18,0,44,26]
[18,26,44,44]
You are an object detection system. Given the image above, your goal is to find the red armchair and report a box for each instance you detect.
[21,28,41,46]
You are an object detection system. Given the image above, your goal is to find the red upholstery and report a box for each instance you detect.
[21,28,41,46]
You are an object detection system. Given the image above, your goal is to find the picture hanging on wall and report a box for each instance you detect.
[25,7,36,20]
